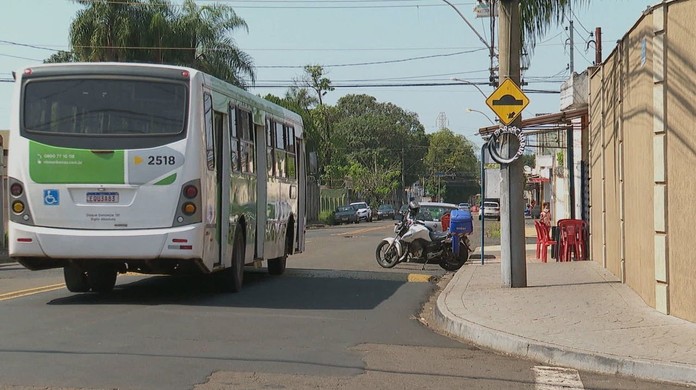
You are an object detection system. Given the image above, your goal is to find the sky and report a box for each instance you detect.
[0,0,658,148]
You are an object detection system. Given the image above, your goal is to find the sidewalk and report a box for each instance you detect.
[435,248,696,385]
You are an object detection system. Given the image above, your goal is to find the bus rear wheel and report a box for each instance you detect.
[63,266,90,293]
[86,266,117,293]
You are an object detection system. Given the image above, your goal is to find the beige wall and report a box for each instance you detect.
[664,1,696,321]
[588,0,696,322]
[621,19,656,306]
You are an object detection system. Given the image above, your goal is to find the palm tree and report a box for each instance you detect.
[519,0,590,51]
[70,0,139,62]
[63,0,255,88]
[170,0,255,88]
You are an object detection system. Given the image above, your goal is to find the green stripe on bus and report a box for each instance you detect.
[29,141,125,184]
[154,173,177,185]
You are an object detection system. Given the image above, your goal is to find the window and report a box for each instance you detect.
[23,78,187,136]
[286,126,296,179]
[204,93,214,170]
[228,105,240,172]
[237,108,254,173]
[266,119,275,177]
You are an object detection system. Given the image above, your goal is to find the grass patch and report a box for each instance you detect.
[484,221,501,238]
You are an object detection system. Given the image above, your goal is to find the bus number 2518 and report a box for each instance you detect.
[148,156,176,165]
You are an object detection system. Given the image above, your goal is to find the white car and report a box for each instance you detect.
[480,201,501,220]
[350,201,373,222]
[413,201,460,232]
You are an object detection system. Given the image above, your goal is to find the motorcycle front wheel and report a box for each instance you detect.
[375,241,400,268]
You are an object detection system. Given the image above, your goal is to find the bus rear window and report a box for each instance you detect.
[23,78,187,136]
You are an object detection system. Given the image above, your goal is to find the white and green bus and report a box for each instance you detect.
[8,63,306,293]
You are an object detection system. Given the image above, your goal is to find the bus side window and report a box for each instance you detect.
[266,119,275,177]
[286,126,296,179]
[203,93,214,170]
[237,108,253,174]
[228,105,240,172]
[275,122,286,178]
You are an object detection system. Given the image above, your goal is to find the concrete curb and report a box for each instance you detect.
[433,268,696,387]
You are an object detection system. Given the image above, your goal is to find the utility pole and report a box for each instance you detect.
[568,12,575,73]
[498,0,527,287]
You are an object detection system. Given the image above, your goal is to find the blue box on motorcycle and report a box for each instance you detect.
[450,209,473,234]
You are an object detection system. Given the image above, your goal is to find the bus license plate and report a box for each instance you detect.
[86,192,119,203]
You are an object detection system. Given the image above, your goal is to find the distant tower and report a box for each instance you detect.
[436,112,449,130]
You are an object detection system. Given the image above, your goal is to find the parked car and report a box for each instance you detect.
[414,201,461,232]
[480,201,501,220]
[333,205,359,225]
[376,204,396,220]
[350,201,373,222]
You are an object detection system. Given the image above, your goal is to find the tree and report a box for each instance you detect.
[292,65,335,179]
[170,0,255,88]
[520,0,590,51]
[61,0,255,87]
[333,94,428,190]
[44,50,78,63]
[297,65,334,106]
[424,129,479,202]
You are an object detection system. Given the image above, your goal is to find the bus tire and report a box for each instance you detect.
[268,226,291,276]
[87,266,117,293]
[220,228,244,293]
[64,266,90,293]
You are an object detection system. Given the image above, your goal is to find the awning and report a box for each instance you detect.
[477,107,588,136]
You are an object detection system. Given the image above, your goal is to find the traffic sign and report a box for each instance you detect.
[485,78,530,125]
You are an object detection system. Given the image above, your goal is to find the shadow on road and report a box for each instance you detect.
[46,268,415,310]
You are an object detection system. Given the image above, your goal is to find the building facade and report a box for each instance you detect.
[589,0,696,322]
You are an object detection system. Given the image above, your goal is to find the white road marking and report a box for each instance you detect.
[533,366,584,390]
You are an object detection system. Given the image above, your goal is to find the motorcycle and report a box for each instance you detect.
[375,210,472,271]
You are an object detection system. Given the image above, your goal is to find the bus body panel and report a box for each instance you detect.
[13,137,193,230]
[9,222,204,260]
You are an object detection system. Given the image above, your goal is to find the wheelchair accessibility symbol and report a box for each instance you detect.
[44,189,60,206]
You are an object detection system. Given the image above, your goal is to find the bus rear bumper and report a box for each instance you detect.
[9,223,205,269]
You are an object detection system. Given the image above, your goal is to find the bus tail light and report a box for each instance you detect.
[10,183,23,197]
[183,185,198,199]
[8,178,35,226]
[172,179,202,227]
[12,201,25,214]
[182,202,196,215]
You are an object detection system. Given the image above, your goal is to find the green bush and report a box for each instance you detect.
[485,221,501,238]
[319,210,336,226]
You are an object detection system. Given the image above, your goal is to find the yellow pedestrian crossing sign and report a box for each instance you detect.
[485,78,530,125]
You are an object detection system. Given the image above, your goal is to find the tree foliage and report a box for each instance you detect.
[520,0,590,53]
[55,0,255,87]
[424,128,479,201]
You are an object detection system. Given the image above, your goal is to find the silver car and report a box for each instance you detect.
[413,202,459,232]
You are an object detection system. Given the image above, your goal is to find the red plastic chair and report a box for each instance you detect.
[441,212,451,231]
[557,219,585,261]
[534,220,556,263]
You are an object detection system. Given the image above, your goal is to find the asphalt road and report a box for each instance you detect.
[0,219,687,389]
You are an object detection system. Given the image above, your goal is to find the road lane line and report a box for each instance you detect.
[0,284,65,301]
[407,274,432,283]
[331,226,387,236]
[533,366,584,390]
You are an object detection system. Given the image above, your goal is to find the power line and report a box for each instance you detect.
[258,48,487,68]
[74,0,473,9]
